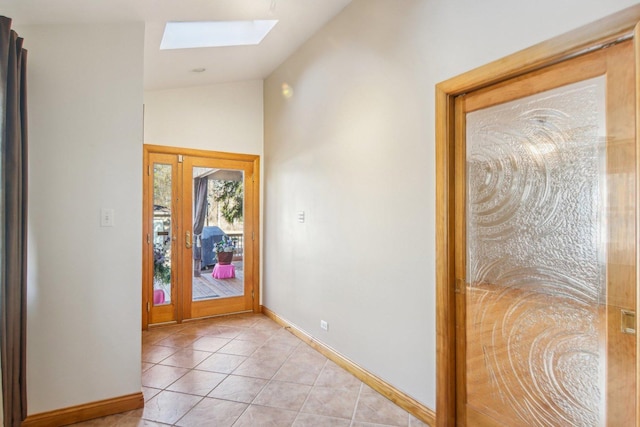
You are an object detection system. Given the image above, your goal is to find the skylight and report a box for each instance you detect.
[160,20,279,50]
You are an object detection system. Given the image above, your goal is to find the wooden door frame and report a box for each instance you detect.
[435,6,640,425]
[142,144,261,329]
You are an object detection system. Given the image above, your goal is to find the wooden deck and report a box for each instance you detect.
[192,261,244,300]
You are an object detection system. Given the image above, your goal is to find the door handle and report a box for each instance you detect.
[185,231,192,249]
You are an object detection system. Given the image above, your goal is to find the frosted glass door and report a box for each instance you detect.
[459,40,636,426]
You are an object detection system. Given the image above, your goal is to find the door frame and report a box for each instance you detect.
[142,144,261,329]
[435,6,640,425]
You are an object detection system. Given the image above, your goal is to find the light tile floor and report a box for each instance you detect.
[72,313,428,427]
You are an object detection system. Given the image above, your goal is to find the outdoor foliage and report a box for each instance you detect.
[215,235,236,253]
[153,243,171,284]
[213,180,243,224]
[153,164,172,209]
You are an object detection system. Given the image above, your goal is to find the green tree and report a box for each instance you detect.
[213,180,243,224]
[153,164,172,209]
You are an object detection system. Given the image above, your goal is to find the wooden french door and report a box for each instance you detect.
[142,146,260,327]
[452,40,636,425]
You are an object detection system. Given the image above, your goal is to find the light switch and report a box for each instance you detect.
[101,208,115,227]
[297,211,305,223]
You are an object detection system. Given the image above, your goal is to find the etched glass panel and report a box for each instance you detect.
[466,77,606,426]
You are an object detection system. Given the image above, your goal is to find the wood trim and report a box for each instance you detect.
[453,95,467,425]
[635,22,640,426]
[435,86,456,425]
[251,157,261,313]
[22,392,143,427]
[176,157,185,322]
[261,306,436,426]
[437,5,640,97]
[142,144,262,327]
[144,144,259,163]
[603,40,637,424]
[435,6,640,426]
[463,46,608,113]
[142,147,149,329]
[145,152,181,325]
[181,156,256,319]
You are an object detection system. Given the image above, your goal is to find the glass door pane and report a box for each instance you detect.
[153,163,173,306]
[182,155,254,320]
[191,167,245,302]
[147,152,179,325]
[145,149,257,326]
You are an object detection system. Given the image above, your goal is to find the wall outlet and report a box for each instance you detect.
[320,320,328,331]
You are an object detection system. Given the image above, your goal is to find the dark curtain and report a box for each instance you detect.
[0,16,28,426]
[192,177,208,261]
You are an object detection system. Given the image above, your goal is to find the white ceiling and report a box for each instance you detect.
[1,0,352,90]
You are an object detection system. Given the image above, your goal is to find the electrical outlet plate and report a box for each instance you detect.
[320,320,328,331]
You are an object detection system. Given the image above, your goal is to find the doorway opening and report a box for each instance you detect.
[143,145,260,329]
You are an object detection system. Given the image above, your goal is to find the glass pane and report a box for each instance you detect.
[192,167,245,301]
[153,163,172,306]
[465,77,610,425]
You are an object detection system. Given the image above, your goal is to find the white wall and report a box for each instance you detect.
[144,80,263,155]
[263,0,639,409]
[18,22,144,414]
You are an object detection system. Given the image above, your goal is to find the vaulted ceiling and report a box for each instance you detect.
[2,0,352,89]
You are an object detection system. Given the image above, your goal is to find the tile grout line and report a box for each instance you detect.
[232,324,301,426]
[222,320,287,426]
[171,394,207,427]
[226,318,276,426]
[139,315,413,427]
[142,321,256,425]
[245,323,325,425]
[148,325,213,425]
[291,357,330,425]
[349,382,365,427]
